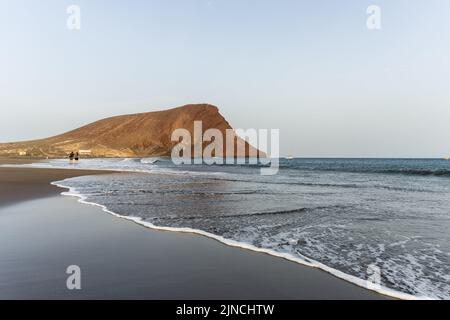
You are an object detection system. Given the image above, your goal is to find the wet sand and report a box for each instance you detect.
[0,163,389,299]
[0,166,109,209]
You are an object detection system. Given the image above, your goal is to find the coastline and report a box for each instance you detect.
[0,161,391,299]
[0,165,111,209]
[55,178,417,300]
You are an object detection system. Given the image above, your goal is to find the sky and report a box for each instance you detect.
[1,0,449,157]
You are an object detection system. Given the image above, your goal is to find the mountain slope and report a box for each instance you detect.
[0,104,263,158]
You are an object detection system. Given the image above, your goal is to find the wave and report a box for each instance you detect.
[165,204,354,220]
[5,161,441,194]
[140,157,161,164]
[379,169,450,177]
[9,158,450,181]
[220,205,354,219]
[119,158,141,163]
[210,177,435,193]
[16,161,229,178]
[158,207,314,220]
[118,189,268,197]
[280,166,450,177]
[50,177,427,300]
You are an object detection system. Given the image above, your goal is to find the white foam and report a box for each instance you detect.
[51,177,429,300]
[140,157,160,164]
[1,160,227,177]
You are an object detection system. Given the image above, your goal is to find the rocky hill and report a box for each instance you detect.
[0,104,262,158]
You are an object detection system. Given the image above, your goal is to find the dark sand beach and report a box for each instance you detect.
[0,160,388,299]
[0,166,110,209]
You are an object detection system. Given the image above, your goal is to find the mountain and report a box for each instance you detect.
[0,104,263,158]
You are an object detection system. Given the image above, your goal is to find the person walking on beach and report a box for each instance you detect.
[74,152,79,162]
[69,151,75,163]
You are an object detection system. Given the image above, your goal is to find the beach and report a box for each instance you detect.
[0,160,388,299]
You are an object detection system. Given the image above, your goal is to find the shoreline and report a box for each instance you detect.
[0,166,112,209]
[54,178,417,300]
[0,162,393,299]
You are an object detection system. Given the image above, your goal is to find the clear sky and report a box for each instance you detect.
[1,0,449,157]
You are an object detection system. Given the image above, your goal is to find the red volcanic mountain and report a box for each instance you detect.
[0,104,263,158]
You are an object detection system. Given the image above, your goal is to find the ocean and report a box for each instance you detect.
[25,158,450,299]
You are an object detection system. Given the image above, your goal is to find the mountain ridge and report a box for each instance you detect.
[0,104,263,158]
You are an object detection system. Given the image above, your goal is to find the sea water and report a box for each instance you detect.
[26,158,450,299]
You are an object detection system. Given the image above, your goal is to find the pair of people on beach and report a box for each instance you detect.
[69,151,79,163]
